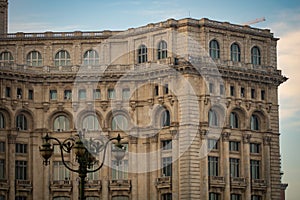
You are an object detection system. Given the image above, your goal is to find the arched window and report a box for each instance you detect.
[53,197,70,200]
[112,115,128,131]
[209,40,220,59]
[157,40,167,60]
[26,51,42,66]
[138,44,147,63]
[231,43,241,62]
[82,115,100,131]
[161,110,170,127]
[54,115,70,131]
[250,115,260,131]
[0,51,14,63]
[86,197,100,200]
[251,46,261,65]
[208,109,218,127]
[0,113,4,129]
[112,196,129,200]
[83,50,99,66]
[54,50,71,66]
[230,112,239,128]
[16,114,27,130]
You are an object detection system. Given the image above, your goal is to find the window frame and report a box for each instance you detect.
[137,44,147,63]
[230,43,241,62]
[16,114,28,130]
[54,50,71,66]
[0,51,14,63]
[157,40,168,60]
[251,46,261,65]
[208,156,219,176]
[26,50,42,67]
[54,115,70,132]
[209,39,220,59]
[83,49,99,66]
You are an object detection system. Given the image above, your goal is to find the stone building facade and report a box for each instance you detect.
[0,2,287,200]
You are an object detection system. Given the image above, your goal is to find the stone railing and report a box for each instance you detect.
[251,179,267,190]
[230,177,247,189]
[209,176,225,188]
[15,180,32,192]
[109,179,131,191]
[156,176,172,189]
[50,180,72,192]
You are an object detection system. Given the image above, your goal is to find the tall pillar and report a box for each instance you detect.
[264,136,272,200]
[243,133,251,200]
[149,135,158,200]
[200,129,208,200]
[0,0,8,35]
[222,131,230,200]
[7,133,16,200]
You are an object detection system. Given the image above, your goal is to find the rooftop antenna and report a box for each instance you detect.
[243,17,266,26]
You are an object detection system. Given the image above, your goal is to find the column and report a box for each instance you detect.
[264,136,271,200]
[129,135,138,200]
[243,133,251,200]
[149,135,158,200]
[171,129,179,200]
[200,129,208,200]
[222,131,230,200]
[7,133,16,200]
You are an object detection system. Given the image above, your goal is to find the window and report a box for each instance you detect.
[161,193,172,200]
[158,40,167,60]
[251,195,262,200]
[83,50,99,66]
[162,140,172,150]
[209,193,220,200]
[250,143,260,154]
[5,87,10,98]
[54,115,70,131]
[54,50,71,66]
[208,109,218,127]
[112,197,129,200]
[209,40,220,59]
[250,115,260,131]
[0,142,5,152]
[0,195,5,200]
[108,88,116,99]
[209,83,214,93]
[230,85,235,96]
[160,110,170,127]
[0,51,14,62]
[53,197,70,200]
[154,85,159,96]
[0,159,5,179]
[207,139,218,150]
[17,88,22,99]
[112,160,128,179]
[230,158,240,177]
[16,114,27,130]
[86,165,99,181]
[112,115,128,131]
[229,141,240,152]
[251,88,256,99]
[250,160,260,179]
[26,51,42,66]
[16,143,27,154]
[86,197,100,200]
[83,115,100,131]
[64,90,72,100]
[230,112,239,128]
[163,84,169,94]
[53,161,70,180]
[50,90,57,100]
[78,89,86,100]
[208,156,219,176]
[28,89,33,100]
[231,43,241,62]
[0,113,4,129]
[261,90,265,100]
[122,88,130,100]
[220,84,224,95]
[15,197,27,200]
[231,194,241,200]
[15,160,27,180]
[240,87,245,97]
[251,46,261,65]
[93,89,101,99]
[138,44,147,63]
[162,157,172,176]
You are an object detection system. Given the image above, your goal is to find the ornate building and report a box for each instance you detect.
[0,2,287,200]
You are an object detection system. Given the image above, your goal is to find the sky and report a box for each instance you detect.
[7,0,300,199]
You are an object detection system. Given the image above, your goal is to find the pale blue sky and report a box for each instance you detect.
[7,1,300,199]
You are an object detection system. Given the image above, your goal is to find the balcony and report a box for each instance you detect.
[50,180,72,192]
[156,176,172,189]
[209,176,225,188]
[109,179,131,191]
[85,180,101,191]
[15,180,32,192]
[0,179,9,191]
[251,179,267,191]
[230,177,247,189]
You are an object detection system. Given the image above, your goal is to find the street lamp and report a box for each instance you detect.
[39,131,126,200]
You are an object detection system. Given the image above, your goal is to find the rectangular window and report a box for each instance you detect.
[208,156,219,176]
[230,158,240,177]
[154,85,159,96]
[108,89,115,99]
[5,87,11,98]
[162,193,172,200]
[250,160,260,179]
[78,89,86,100]
[122,88,130,100]
[229,141,240,152]
[53,161,70,180]
[250,143,260,154]
[261,90,265,100]
[251,195,262,200]
[16,143,27,154]
[251,88,256,99]
[230,85,235,96]
[162,140,172,150]
[28,89,33,100]
[15,160,27,180]
[207,139,218,150]
[93,89,101,99]
[87,165,100,180]
[162,157,172,177]
[220,84,224,95]
[64,90,72,100]
[17,88,22,99]
[164,84,169,94]
[231,194,241,200]
[240,87,245,98]
[112,159,128,179]
[0,195,5,200]
[209,192,220,200]
[50,90,57,100]
[0,159,5,179]
[0,142,5,152]
[209,83,214,93]
[15,197,27,200]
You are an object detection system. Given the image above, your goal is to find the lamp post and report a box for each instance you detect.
[39,131,126,200]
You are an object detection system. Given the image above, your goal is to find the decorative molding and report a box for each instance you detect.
[221,131,231,141]
[263,136,272,146]
[242,134,252,143]
[8,134,17,144]
[129,135,138,144]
